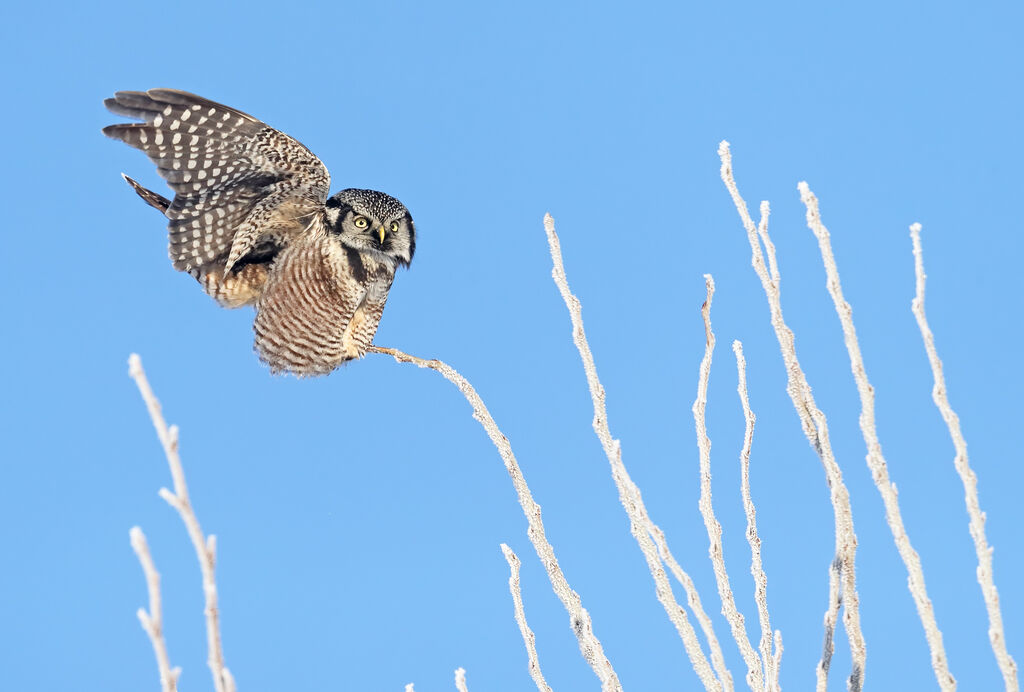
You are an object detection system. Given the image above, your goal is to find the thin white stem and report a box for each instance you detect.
[128,354,233,692]
[733,341,780,692]
[910,224,1019,692]
[819,557,842,691]
[719,142,865,692]
[130,527,180,692]
[405,685,415,692]
[693,278,765,692]
[222,665,237,692]
[455,667,469,692]
[369,346,622,692]
[501,544,554,692]
[544,215,727,692]
[772,630,784,692]
[799,184,956,690]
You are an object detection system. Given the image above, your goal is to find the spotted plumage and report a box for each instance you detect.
[104,89,415,376]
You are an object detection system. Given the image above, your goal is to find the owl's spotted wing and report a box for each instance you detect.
[103,89,330,274]
[254,234,368,376]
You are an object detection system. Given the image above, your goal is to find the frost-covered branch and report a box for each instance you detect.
[544,215,727,692]
[693,278,765,692]
[368,346,622,691]
[733,341,781,692]
[798,184,955,690]
[910,225,1018,692]
[719,142,865,692]
[128,353,235,692]
[501,544,554,692]
[130,526,180,692]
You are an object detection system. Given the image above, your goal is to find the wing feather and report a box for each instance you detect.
[103,89,330,273]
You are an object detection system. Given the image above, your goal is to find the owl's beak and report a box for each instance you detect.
[377,227,386,244]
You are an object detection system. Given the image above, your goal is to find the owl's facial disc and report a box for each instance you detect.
[326,190,416,267]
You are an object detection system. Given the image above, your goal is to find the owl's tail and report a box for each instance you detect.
[121,173,171,215]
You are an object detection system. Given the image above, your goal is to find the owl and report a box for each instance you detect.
[103,89,415,376]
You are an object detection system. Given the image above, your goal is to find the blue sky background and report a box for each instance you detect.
[1,2,1021,690]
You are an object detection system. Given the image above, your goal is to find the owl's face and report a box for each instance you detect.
[326,189,415,267]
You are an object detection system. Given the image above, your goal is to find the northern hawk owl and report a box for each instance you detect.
[103,89,415,376]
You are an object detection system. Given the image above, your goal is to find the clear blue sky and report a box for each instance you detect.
[1,2,1020,690]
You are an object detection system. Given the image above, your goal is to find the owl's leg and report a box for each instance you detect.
[194,264,270,308]
[341,298,386,359]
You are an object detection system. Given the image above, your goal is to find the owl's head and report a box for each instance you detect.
[325,189,415,267]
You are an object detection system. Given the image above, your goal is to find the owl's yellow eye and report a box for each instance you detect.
[353,216,369,229]
[390,221,400,233]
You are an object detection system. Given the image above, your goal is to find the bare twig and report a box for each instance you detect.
[543,215,727,692]
[773,630,784,689]
[820,557,842,689]
[718,142,865,692]
[130,526,181,692]
[798,185,956,690]
[368,346,622,691]
[454,667,469,692]
[693,278,765,692]
[128,354,234,692]
[733,341,780,692]
[910,224,1019,692]
[501,544,554,692]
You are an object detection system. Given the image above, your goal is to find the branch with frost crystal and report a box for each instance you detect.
[128,354,236,692]
[798,184,956,691]
[454,668,469,692]
[733,341,781,692]
[544,215,728,692]
[718,142,865,692]
[501,544,554,692]
[368,346,622,692]
[910,225,1018,692]
[693,278,765,692]
[130,526,180,692]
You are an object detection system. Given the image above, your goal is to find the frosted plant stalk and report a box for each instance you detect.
[693,277,766,692]
[130,526,180,692]
[128,354,235,692]
[733,341,781,692]
[798,184,955,690]
[910,224,1018,692]
[772,631,783,689]
[501,544,554,692]
[369,346,622,691]
[455,668,469,692]
[718,142,865,692]
[544,215,727,692]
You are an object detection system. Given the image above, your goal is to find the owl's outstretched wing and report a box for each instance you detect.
[103,89,330,274]
[253,234,367,376]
